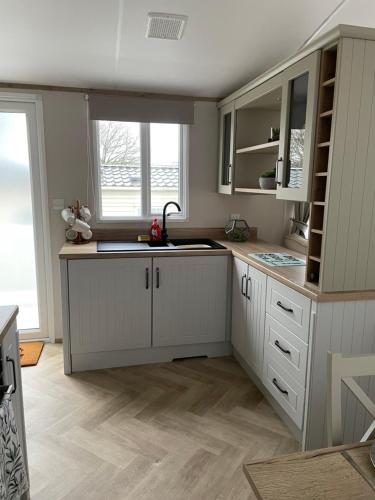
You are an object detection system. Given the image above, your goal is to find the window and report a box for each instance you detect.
[95,120,187,220]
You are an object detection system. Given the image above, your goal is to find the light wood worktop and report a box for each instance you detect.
[0,305,18,344]
[244,440,375,499]
[59,238,375,303]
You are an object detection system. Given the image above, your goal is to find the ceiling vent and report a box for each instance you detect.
[146,12,187,40]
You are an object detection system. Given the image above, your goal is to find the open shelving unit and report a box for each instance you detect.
[306,43,338,288]
[233,85,282,194]
[234,187,276,195]
[236,141,279,155]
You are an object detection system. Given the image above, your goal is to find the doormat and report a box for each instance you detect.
[249,252,306,267]
[19,341,44,367]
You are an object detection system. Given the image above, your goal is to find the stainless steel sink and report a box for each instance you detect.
[97,239,226,252]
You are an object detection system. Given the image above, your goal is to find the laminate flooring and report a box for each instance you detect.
[22,344,298,499]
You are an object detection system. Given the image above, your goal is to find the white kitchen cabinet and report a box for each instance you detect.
[218,101,235,195]
[231,257,248,354]
[231,257,267,378]
[152,256,229,346]
[68,258,152,354]
[276,51,320,201]
[246,265,267,376]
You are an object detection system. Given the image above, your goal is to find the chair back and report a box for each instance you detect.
[327,352,375,446]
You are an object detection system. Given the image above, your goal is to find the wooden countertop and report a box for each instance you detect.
[59,239,375,302]
[0,305,18,344]
[244,440,375,499]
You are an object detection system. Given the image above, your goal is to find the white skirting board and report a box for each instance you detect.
[233,347,303,444]
[70,342,232,373]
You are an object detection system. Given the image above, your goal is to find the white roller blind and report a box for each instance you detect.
[88,94,194,124]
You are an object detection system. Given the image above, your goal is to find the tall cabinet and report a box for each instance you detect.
[219,52,319,201]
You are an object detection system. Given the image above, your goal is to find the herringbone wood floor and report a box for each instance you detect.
[22,344,298,500]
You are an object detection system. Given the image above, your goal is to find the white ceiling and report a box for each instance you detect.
[0,0,372,97]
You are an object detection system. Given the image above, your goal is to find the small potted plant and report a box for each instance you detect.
[259,167,276,189]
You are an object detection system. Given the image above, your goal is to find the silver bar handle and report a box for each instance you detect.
[276,157,283,185]
[246,277,252,301]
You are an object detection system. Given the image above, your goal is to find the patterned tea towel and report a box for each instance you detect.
[0,393,28,500]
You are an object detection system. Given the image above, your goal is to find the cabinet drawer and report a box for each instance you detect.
[266,277,311,342]
[263,353,305,428]
[264,314,308,387]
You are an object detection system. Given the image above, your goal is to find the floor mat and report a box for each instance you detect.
[19,341,44,367]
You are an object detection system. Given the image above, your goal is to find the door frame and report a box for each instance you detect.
[0,92,54,341]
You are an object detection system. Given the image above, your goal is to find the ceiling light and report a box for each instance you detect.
[146,12,187,40]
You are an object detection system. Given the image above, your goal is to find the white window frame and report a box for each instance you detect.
[92,121,189,222]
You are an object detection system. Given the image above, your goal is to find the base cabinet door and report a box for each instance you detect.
[153,256,229,346]
[68,258,152,353]
[231,257,248,355]
[231,260,267,378]
[244,265,267,377]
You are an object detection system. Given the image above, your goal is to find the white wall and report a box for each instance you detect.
[3,90,289,339]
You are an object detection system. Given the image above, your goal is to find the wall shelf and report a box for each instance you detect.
[320,109,333,118]
[321,77,335,87]
[306,43,337,290]
[313,201,326,206]
[235,187,276,195]
[236,141,279,155]
[309,256,321,263]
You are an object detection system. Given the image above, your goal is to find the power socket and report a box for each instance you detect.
[230,213,241,220]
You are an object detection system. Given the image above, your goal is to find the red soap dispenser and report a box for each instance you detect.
[150,218,161,241]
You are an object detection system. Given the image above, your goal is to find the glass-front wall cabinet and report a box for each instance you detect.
[277,51,320,201]
[217,51,321,202]
[218,101,235,194]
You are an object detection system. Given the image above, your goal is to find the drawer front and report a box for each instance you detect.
[264,314,308,386]
[263,353,305,428]
[266,277,311,342]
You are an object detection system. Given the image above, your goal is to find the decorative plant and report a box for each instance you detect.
[260,167,276,178]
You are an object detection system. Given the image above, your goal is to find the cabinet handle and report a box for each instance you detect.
[274,340,291,355]
[228,164,232,185]
[241,274,247,296]
[272,377,288,396]
[246,277,251,301]
[6,356,16,394]
[276,300,293,313]
[276,157,283,186]
[145,268,149,289]
[156,267,160,289]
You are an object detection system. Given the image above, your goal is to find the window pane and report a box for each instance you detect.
[150,123,180,215]
[0,112,39,330]
[98,121,141,217]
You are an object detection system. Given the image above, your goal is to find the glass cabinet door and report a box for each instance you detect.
[277,52,320,201]
[218,101,235,195]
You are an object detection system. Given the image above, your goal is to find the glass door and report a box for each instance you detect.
[218,101,235,195]
[277,52,320,201]
[0,99,50,338]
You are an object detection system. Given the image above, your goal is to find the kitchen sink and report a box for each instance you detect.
[97,239,226,252]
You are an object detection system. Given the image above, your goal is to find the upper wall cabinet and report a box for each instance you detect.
[276,52,320,201]
[218,101,235,194]
[218,51,320,202]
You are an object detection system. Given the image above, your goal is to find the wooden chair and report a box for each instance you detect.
[326,352,375,446]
